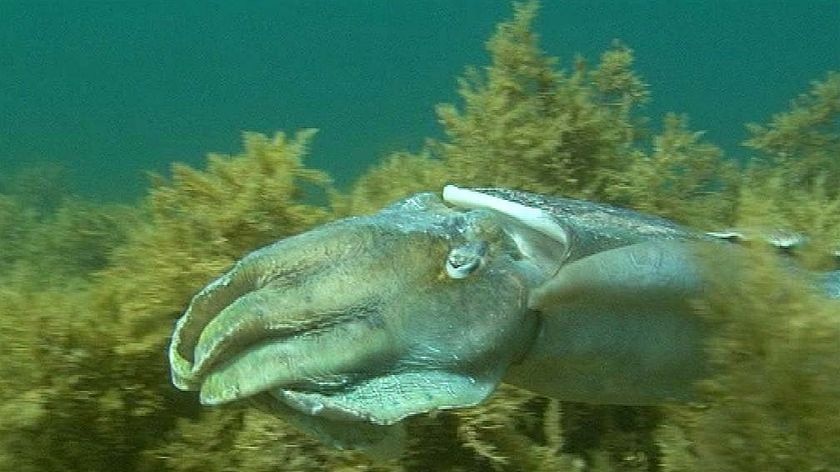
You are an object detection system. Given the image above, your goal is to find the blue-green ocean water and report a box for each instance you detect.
[1,1,838,201]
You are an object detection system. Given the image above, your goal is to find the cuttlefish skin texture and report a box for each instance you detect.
[169,186,839,451]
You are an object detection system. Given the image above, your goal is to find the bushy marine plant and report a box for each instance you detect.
[656,187,840,472]
[654,81,840,470]
[0,130,343,472]
[744,71,840,199]
[0,194,38,271]
[434,1,648,199]
[0,164,130,281]
[351,0,735,232]
[738,71,840,268]
[342,0,642,215]
[0,199,136,471]
[147,409,404,472]
[102,130,332,356]
[332,150,448,217]
[604,113,738,229]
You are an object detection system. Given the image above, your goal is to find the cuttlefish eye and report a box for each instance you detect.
[445,241,488,279]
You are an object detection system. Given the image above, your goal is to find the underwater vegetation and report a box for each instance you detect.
[656,197,840,472]
[0,1,838,471]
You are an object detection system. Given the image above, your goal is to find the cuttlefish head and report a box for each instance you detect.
[168,190,566,446]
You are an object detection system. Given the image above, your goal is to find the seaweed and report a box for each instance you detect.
[744,72,840,199]
[0,130,338,471]
[0,165,130,280]
[434,1,647,199]
[452,385,573,472]
[0,163,71,212]
[102,130,331,356]
[145,409,403,472]
[604,113,738,229]
[332,150,447,217]
[656,188,840,471]
[652,107,840,468]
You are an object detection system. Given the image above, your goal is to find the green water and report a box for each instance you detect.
[1,0,838,199]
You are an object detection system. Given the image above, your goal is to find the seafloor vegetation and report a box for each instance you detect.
[1,2,838,471]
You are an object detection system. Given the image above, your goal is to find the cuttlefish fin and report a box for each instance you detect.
[277,369,500,426]
[250,393,406,461]
[528,240,708,311]
[251,369,501,459]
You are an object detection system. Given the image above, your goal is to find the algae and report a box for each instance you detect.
[332,150,447,217]
[744,71,840,199]
[656,194,840,471]
[434,2,647,200]
[604,113,738,229]
[0,130,344,471]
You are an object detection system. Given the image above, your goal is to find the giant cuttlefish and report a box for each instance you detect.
[168,186,840,454]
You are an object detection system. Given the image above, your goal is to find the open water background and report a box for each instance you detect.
[1,0,838,201]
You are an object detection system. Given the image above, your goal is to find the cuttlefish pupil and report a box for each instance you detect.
[446,241,488,279]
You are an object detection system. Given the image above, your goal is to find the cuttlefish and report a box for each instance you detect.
[168,186,840,454]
